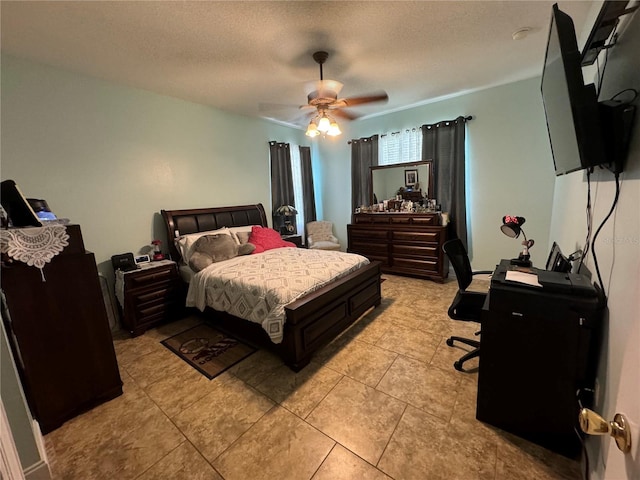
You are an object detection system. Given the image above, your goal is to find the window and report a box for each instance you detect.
[290,145,306,236]
[379,128,422,165]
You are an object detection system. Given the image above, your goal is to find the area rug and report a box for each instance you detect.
[161,323,256,380]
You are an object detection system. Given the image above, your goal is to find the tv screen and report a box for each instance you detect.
[541,4,606,176]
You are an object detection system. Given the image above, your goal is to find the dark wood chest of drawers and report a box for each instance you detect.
[1,224,123,434]
[120,261,185,336]
[348,212,449,282]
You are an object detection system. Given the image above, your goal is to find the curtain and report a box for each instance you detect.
[422,116,468,248]
[300,146,316,224]
[269,141,294,229]
[350,135,379,211]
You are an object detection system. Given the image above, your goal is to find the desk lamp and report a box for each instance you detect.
[501,215,535,267]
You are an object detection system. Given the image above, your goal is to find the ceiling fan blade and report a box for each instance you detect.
[330,109,360,121]
[332,91,389,108]
[258,102,302,112]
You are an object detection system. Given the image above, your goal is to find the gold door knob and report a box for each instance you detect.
[579,408,632,453]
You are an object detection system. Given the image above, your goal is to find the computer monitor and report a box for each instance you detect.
[546,241,572,272]
[0,180,42,227]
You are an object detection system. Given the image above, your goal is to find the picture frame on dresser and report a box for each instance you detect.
[404,169,418,187]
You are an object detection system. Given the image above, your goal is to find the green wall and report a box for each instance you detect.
[1,55,307,276]
[316,76,557,269]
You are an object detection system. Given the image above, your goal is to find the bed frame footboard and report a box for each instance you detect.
[281,260,382,371]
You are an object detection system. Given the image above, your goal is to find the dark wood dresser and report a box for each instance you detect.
[1,224,123,434]
[347,212,449,282]
[118,260,184,336]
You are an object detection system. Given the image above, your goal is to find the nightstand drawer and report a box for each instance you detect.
[126,266,175,288]
[136,298,178,319]
[132,283,176,303]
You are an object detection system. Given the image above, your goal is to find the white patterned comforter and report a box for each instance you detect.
[186,247,370,344]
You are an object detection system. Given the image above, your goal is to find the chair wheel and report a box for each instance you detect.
[446,338,454,347]
[454,361,463,371]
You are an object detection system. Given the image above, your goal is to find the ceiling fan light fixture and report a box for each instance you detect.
[327,120,341,136]
[305,120,319,137]
[317,115,331,133]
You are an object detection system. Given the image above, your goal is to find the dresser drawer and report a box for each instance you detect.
[348,228,389,241]
[411,215,438,226]
[393,244,439,258]
[349,241,389,253]
[393,230,441,244]
[393,257,440,273]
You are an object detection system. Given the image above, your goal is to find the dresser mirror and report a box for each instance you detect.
[370,160,433,205]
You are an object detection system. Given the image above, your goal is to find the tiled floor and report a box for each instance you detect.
[44,275,582,479]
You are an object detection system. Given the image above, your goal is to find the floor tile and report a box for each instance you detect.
[145,368,235,418]
[125,346,194,389]
[254,362,343,418]
[136,441,223,480]
[494,432,581,480]
[376,355,460,421]
[306,376,406,465]
[45,372,185,480]
[227,348,284,386]
[312,444,392,480]
[173,375,274,462]
[342,307,394,345]
[375,323,440,363]
[112,330,167,368]
[430,335,480,372]
[213,406,335,480]
[320,338,397,386]
[378,405,497,480]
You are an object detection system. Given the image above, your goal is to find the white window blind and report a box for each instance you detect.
[379,128,422,165]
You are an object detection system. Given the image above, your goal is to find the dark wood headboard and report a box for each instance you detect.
[161,204,268,262]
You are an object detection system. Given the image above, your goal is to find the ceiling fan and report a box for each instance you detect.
[301,51,388,136]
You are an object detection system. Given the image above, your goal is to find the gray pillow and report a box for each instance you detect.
[236,231,251,245]
[188,234,239,272]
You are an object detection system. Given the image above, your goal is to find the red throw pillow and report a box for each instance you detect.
[248,226,296,254]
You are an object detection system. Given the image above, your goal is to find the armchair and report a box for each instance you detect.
[306,221,341,251]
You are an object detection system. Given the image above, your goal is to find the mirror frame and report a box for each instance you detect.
[369,160,434,205]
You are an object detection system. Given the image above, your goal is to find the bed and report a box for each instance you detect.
[161,204,382,371]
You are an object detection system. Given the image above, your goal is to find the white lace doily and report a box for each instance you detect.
[1,225,70,279]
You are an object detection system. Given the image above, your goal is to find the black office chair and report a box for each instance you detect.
[443,238,492,372]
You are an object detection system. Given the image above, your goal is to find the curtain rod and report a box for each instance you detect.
[349,115,473,143]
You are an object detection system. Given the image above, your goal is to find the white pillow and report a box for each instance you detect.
[227,225,259,245]
[176,227,232,263]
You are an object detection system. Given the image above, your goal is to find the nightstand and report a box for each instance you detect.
[115,260,185,336]
[282,234,303,248]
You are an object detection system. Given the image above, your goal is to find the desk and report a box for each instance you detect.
[477,260,603,457]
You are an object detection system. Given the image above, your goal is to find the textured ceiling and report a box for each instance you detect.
[0,1,595,128]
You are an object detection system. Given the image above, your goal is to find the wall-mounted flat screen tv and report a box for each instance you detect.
[541,4,606,176]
